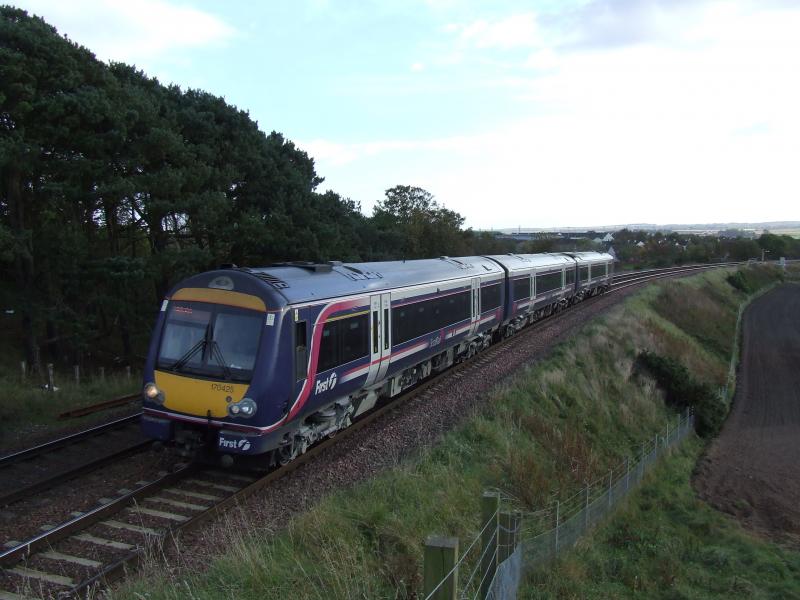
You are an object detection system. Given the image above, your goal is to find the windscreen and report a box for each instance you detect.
[157,302,263,381]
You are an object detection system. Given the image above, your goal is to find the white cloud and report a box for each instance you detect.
[17,0,235,65]
[447,12,543,50]
[307,2,800,227]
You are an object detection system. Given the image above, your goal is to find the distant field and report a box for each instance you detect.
[766,228,800,238]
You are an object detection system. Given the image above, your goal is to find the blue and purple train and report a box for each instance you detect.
[141,252,613,466]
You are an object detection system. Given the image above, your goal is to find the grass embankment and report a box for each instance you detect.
[524,440,800,599]
[116,265,795,599]
[0,368,137,449]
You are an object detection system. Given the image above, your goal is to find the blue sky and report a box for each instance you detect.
[15,0,800,228]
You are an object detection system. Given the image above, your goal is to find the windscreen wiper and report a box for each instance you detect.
[168,338,205,372]
[208,340,233,381]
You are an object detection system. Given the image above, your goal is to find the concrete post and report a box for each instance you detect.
[20,361,26,381]
[74,365,80,386]
[99,366,105,382]
[126,366,131,381]
[47,363,55,392]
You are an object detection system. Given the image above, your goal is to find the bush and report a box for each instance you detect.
[726,271,751,293]
[636,351,726,437]
[727,265,783,294]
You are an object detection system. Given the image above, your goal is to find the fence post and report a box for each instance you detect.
[20,361,26,381]
[666,420,670,449]
[126,366,131,381]
[584,482,590,530]
[553,500,560,555]
[512,511,523,554]
[74,365,80,386]
[640,442,646,478]
[498,511,512,563]
[480,491,500,600]
[653,434,658,460]
[99,366,105,382]
[47,363,55,392]
[607,469,613,508]
[424,536,459,600]
[625,456,630,492]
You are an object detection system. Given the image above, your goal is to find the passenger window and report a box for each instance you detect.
[372,312,379,354]
[295,321,307,381]
[383,308,389,350]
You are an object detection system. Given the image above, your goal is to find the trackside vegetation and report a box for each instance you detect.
[113,265,798,599]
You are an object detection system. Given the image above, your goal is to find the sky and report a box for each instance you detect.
[14,0,800,229]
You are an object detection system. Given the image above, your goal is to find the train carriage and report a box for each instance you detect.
[566,252,614,300]
[484,253,578,336]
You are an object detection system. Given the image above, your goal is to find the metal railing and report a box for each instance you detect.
[423,408,695,600]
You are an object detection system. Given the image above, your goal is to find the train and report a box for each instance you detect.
[141,251,614,466]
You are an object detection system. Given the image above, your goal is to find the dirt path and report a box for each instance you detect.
[694,283,800,548]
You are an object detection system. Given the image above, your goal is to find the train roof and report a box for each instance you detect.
[563,251,614,264]
[245,256,504,304]
[483,253,576,272]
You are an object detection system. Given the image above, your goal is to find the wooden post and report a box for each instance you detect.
[20,361,26,381]
[424,536,459,600]
[74,365,80,386]
[99,367,105,382]
[480,491,500,599]
[126,366,131,381]
[640,442,646,478]
[47,363,55,392]
[511,511,522,553]
[584,482,590,530]
[499,511,516,563]
[553,500,560,555]
[625,456,630,492]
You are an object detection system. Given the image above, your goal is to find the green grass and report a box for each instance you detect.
[0,372,138,447]
[522,441,800,599]
[113,265,793,599]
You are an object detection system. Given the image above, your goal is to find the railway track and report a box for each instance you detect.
[0,260,744,599]
[0,414,147,508]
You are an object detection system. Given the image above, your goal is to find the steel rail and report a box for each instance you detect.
[0,440,151,507]
[58,393,140,420]
[0,413,142,468]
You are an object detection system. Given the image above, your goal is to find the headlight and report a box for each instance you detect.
[228,398,257,418]
[143,382,164,404]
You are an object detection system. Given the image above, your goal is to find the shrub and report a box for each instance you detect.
[726,271,751,293]
[636,351,726,437]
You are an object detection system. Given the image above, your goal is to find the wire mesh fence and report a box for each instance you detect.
[423,408,695,600]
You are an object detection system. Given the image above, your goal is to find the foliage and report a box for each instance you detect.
[637,351,726,437]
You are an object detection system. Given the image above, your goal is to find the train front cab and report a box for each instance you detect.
[140,269,293,460]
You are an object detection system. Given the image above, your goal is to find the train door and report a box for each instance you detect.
[468,278,481,336]
[365,293,391,386]
[376,293,392,381]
